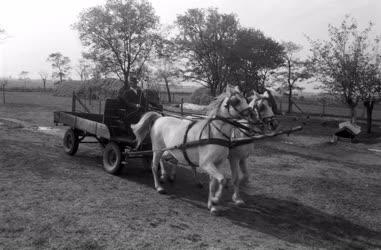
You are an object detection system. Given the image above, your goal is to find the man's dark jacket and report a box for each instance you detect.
[117,86,147,110]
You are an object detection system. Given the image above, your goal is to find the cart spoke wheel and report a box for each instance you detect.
[63,129,79,155]
[103,142,123,175]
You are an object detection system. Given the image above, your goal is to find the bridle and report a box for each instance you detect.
[252,97,278,130]
[224,92,253,119]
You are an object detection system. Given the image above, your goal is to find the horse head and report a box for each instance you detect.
[220,85,253,119]
[248,89,279,131]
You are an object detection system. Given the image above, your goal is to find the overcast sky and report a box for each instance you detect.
[0,0,380,85]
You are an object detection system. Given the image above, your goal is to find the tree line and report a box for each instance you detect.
[1,1,380,133]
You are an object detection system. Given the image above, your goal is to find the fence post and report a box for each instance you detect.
[173,92,175,103]
[2,84,5,104]
[181,98,184,116]
[72,91,76,112]
[99,100,102,115]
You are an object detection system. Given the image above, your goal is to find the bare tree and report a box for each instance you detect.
[39,71,49,91]
[76,59,91,82]
[1,79,8,104]
[154,34,183,103]
[274,42,311,113]
[19,71,29,89]
[47,52,71,84]
[0,27,6,41]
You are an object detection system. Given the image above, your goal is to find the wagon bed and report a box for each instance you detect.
[54,98,154,175]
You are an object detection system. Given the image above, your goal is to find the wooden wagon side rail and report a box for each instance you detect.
[54,111,110,139]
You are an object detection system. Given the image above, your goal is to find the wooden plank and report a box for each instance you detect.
[54,111,110,140]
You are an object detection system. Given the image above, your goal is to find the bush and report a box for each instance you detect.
[190,87,212,105]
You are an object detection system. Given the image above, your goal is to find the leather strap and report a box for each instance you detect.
[182,121,198,167]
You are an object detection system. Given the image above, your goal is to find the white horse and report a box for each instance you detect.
[229,89,279,205]
[131,86,253,214]
[160,89,279,206]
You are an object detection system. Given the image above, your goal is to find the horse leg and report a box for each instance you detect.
[212,160,228,203]
[168,158,178,183]
[152,151,166,194]
[201,162,226,214]
[192,166,203,188]
[159,158,167,183]
[230,158,245,206]
[207,177,219,215]
[239,158,250,186]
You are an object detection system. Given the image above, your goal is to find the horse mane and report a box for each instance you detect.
[206,93,228,117]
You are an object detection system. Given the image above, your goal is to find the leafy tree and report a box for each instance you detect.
[308,16,380,124]
[176,8,238,96]
[47,52,71,84]
[74,0,159,87]
[274,42,311,113]
[228,28,284,95]
[39,71,49,91]
[358,45,381,133]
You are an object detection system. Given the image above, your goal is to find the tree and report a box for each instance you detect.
[0,27,6,41]
[76,59,91,82]
[308,16,380,124]
[47,52,71,84]
[19,71,29,89]
[39,71,49,91]
[228,28,284,95]
[358,45,381,133]
[274,42,311,113]
[74,0,159,87]
[176,8,239,96]
[154,34,183,103]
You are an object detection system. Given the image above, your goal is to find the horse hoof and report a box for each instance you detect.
[210,207,220,216]
[156,187,166,194]
[159,176,166,183]
[211,197,219,205]
[168,176,176,183]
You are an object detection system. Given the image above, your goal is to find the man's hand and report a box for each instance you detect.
[136,104,141,109]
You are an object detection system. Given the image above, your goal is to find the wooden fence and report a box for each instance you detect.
[159,91,381,121]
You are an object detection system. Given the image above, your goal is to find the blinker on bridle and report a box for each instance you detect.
[225,92,252,117]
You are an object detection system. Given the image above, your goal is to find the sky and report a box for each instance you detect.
[0,0,380,91]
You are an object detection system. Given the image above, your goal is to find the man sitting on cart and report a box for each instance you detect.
[117,76,162,129]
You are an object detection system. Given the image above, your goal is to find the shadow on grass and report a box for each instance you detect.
[113,158,381,250]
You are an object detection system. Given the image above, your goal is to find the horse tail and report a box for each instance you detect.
[131,111,161,148]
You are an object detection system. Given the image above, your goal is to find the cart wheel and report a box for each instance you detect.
[103,142,122,174]
[63,128,79,155]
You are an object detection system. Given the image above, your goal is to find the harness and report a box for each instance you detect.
[181,120,232,167]
[180,114,258,167]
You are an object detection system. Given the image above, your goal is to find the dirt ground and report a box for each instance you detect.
[1,93,381,249]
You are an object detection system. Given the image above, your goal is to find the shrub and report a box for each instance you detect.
[190,87,212,105]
